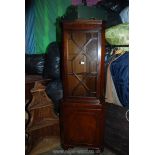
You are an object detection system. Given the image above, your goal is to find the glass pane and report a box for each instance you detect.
[68,75,88,97]
[67,31,98,97]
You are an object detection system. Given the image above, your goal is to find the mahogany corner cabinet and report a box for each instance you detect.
[60,19,106,152]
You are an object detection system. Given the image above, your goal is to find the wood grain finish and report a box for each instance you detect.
[63,20,104,30]
[25,75,51,102]
[26,82,60,153]
[60,101,105,150]
[60,20,106,152]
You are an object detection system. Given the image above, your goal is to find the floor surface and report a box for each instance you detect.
[28,137,116,155]
[40,147,116,155]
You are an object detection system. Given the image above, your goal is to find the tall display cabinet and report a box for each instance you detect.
[60,20,106,152]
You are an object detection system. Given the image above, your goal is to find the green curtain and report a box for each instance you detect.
[26,0,71,54]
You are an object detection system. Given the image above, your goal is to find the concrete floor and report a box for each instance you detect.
[27,137,116,155]
[40,147,116,155]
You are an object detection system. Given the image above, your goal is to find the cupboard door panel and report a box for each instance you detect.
[62,107,104,146]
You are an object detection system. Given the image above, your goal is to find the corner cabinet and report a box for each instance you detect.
[60,20,106,152]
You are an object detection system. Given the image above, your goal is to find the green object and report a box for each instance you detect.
[29,0,71,54]
[63,5,108,21]
[105,23,129,46]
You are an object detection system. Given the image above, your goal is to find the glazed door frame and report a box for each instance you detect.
[62,20,105,101]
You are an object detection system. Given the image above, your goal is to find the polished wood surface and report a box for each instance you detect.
[25,75,51,102]
[26,82,60,153]
[60,101,105,151]
[60,19,106,152]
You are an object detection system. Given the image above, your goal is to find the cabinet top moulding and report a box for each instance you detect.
[62,19,106,30]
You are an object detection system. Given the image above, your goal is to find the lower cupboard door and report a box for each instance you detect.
[62,108,104,147]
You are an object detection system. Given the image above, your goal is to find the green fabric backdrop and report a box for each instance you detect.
[26,0,71,54]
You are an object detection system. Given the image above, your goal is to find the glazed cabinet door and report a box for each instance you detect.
[66,31,99,97]
[62,20,105,99]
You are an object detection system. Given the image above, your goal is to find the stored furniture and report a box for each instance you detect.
[60,19,106,152]
[25,75,51,102]
[104,103,129,155]
[26,82,60,154]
